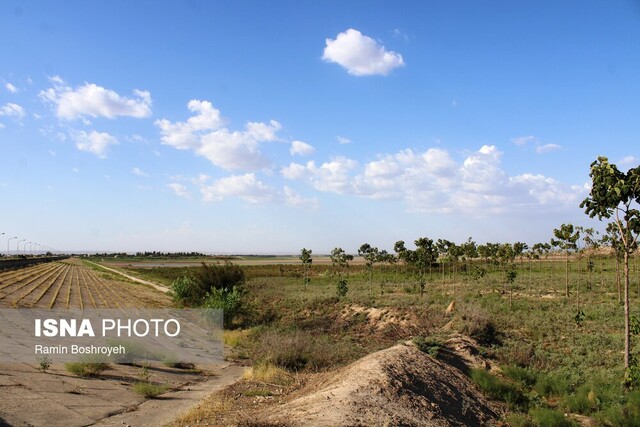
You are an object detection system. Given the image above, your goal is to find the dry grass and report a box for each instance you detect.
[169,392,233,426]
[243,362,296,386]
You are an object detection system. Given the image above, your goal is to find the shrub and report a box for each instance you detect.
[65,361,110,377]
[203,286,243,327]
[535,371,572,397]
[132,382,170,398]
[412,336,441,358]
[37,356,52,373]
[470,368,528,410]
[528,407,576,427]
[336,279,348,298]
[170,262,245,307]
[597,390,640,427]
[169,275,202,306]
[503,365,538,388]
[195,262,245,294]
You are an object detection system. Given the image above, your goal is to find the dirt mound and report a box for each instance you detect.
[340,304,421,332]
[262,343,500,426]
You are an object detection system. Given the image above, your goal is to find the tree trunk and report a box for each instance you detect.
[616,257,621,304]
[565,251,570,297]
[624,250,630,370]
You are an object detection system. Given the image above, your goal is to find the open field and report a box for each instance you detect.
[136,253,640,426]
[2,254,640,426]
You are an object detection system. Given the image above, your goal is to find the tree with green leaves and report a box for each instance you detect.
[580,156,640,375]
[436,239,453,284]
[578,227,599,291]
[414,237,438,297]
[358,243,379,293]
[330,247,353,298]
[551,223,580,297]
[299,248,313,287]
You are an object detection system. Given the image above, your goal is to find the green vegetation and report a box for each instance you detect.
[65,360,110,377]
[128,228,640,424]
[132,381,170,398]
[169,262,245,326]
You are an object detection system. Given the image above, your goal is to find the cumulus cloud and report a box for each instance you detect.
[337,136,351,145]
[282,145,583,214]
[290,140,315,156]
[156,100,282,171]
[5,83,17,93]
[322,28,404,76]
[39,77,151,120]
[0,103,26,119]
[71,130,119,158]
[282,157,358,194]
[200,173,277,203]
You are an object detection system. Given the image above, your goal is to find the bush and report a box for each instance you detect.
[598,390,640,427]
[528,407,576,427]
[203,286,243,327]
[412,336,441,358]
[169,275,202,306]
[535,371,572,397]
[503,365,538,388]
[65,361,110,377]
[470,368,528,410]
[170,262,245,307]
[336,279,348,298]
[195,262,245,294]
[132,382,170,398]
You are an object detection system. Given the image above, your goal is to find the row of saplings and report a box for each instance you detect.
[170,262,244,327]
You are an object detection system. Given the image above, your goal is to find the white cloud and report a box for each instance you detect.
[284,186,319,211]
[390,28,410,42]
[283,145,582,215]
[156,100,283,171]
[131,167,148,177]
[5,83,17,93]
[71,130,119,158]
[39,77,151,120]
[282,157,358,194]
[511,135,537,146]
[290,140,315,156]
[536,143,561,154]
[322,28,404,76]
[0,123,5,129]
[168,183,190,198]
[0,103,26,119]
[619,156,639,168]
[200,173,276,203]
[337,136,351,145]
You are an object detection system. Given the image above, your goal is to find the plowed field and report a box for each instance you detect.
[0,258,170,308]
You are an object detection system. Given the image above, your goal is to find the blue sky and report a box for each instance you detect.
[1,1,639,254]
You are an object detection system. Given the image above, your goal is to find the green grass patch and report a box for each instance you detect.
[471,368,529,410]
